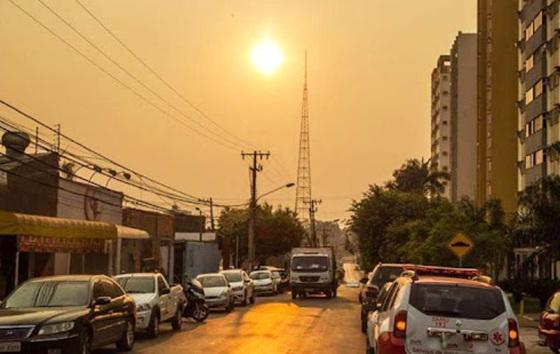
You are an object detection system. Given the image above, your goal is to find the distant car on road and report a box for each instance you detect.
[538,290,560,352]
[250,270,279,295]
[0,275,135,354]
[196,273,235,312]
[366,266,526,354]
[114,273,185,337]
[221,269,255,305]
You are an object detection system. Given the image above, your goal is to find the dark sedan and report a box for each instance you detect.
[0,275,136,354]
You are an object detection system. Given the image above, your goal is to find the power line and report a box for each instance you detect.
[74,0,257,151]
[37,0,246,151]
[0,98,210,204]
[7,0,239,152]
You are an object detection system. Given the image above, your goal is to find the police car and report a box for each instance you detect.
[366,265,526,354]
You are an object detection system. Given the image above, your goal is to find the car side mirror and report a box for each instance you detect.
[94,296,111,306]
[160,287,171,295]
[360,277,368,285]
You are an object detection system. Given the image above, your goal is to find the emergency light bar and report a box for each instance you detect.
[401,265,481,280]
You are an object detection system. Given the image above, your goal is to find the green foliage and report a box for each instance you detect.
[351,158,509,273]
[218,204,305,265]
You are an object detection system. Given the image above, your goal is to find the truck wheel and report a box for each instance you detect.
[147,311,160,338]
[325,290,332,299]
[171,308,182,331]
[333,288,337,298]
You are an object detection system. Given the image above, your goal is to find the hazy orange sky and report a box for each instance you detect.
[1,0,476,220]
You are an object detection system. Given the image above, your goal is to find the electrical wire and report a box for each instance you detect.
[37,0,247,151]
[7,0,240,152]
[74,0,257,151]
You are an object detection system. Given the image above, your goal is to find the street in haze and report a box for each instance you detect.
[102,263,364,354]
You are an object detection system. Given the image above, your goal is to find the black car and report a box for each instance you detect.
[0,275,136,354]
[359,263,412,332]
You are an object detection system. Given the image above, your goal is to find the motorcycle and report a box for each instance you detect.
[183,279,209,322]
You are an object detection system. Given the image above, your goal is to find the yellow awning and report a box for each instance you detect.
[0,210,117,240]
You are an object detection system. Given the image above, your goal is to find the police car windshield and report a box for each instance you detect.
[410,283,505,320]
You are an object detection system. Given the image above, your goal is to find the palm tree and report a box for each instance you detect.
[387,158,450,197]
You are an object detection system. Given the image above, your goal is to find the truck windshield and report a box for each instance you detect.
[4,281,90,308]
[116,277,155,294]
[292,256,329,272]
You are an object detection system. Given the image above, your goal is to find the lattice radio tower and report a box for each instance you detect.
[295,51,312,220]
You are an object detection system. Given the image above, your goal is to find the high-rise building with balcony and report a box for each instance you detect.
[477,0,518,213]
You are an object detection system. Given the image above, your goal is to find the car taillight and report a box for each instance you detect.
[393,310,407,339]
[508,318,520,348]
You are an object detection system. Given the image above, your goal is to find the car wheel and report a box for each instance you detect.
[78,328,91,354]
[116,319,135,352]
[171,307,183,331]
[193,303,209,322]
[147,311,160,338]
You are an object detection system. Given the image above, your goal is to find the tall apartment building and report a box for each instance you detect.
[477,0,518,213]
[431,55,452,199]
[518,0,560,194]
[430,33,477,202]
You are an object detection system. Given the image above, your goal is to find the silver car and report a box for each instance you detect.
[221,269,255,306]
[196,273,235,312]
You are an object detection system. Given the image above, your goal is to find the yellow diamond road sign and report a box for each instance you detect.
[448,233,474,258]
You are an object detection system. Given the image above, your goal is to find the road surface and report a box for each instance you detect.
[94,262,547,354]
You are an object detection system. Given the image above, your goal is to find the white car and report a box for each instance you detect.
[366,266,526,354]
[196,273,235,312]
[221,269,255,305]
[115,273,185,338]
[250,270,278,295]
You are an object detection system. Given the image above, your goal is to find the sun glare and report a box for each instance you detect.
[251,39,283,75]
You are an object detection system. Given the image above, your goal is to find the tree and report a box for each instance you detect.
[218,204,305,266]
[386,158,450,197]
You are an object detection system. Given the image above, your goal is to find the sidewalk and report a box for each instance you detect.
[519,312,540,329]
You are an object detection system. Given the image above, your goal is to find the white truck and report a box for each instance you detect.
[290,247,338,299]
[115,272,186,337]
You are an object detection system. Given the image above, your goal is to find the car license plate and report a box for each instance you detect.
[0,342,21,352]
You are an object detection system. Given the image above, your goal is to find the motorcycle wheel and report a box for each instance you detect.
[193,303,209,322]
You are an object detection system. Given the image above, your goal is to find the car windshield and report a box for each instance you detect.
[370,266,403,286]
[291,256,329,272]
[3,280,90,308]
[222,272,242,283]
[410,283,506,320]
[198,276,226,288]
[250,272,270,280]
[116,276,155,294]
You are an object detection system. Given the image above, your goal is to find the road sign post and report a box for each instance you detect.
[448,233,474,267]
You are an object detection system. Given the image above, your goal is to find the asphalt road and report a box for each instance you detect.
[93,262,548,354]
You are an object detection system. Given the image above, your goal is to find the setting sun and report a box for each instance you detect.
[251,39,283,75]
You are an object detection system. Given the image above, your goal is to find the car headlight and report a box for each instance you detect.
[38,321,75,336]
[136,303,152,312]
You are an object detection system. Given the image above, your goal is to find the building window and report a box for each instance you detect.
[535,80,543,97]
[525,11,543,41]
[526,149,546,169]
[526,88,534,104]
[526,115,544,136]
[526,55,534,72]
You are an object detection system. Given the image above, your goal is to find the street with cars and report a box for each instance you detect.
[0,261,555,353]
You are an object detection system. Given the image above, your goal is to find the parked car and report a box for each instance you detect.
[0,275,135,354]
[250,270,278,295]
[361,281,392,333]
[366,265,526,354]
[196,273,235,312]
[114,273,185,338]
[359,263,414,333]
[538,290,560,352]
[221,269,255,305]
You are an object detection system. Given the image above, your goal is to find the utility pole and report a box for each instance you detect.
[305,199,321,247]
[241,150,270,270]
[199,198,215,232]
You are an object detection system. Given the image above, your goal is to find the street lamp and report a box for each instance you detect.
[256,182,295,201]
